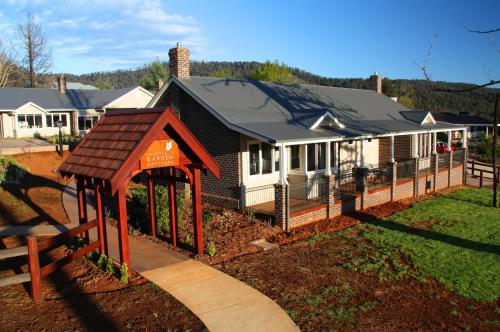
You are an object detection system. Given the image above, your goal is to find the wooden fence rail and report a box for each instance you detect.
[467,159,500,188]
[27,219,101,302]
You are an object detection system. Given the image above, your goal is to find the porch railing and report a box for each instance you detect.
[396,159,414,180]
[453,149,464,165]
[366,165,391,191]
[438,152,450,171]
[335,172,356,198]
[243,183,275,208]
[418,156,432,175]
[289,178,327,213]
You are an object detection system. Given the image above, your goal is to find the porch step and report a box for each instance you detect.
[249,238,278,251]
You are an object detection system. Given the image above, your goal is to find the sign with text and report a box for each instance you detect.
[140,139,180,170]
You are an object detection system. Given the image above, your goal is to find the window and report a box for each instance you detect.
[307,144,315,172]
[248,142,279,176]
[78,115,99,131]
[46,114,68,127]
[262,143,272,174]
[17,114,42,129]
[290,145,300,171]
[274,147,280,172]
[306,143,326,172]
[249,143,260,175]
[330,142,336,168]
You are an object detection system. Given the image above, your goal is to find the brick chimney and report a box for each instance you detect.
[156,79,164,91]
[370,72,382,94]
[168,42,190,78]
[57,74,66,94]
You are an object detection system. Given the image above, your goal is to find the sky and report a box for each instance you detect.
[0,0,498,85]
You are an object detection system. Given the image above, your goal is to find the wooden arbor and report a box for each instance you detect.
[59,107,220,268]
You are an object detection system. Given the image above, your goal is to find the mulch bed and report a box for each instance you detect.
[0,235,205,331]
[0,152,71,226]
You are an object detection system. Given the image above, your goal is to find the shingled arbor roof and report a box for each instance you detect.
[59,107,220,194]
[59,107,220,262]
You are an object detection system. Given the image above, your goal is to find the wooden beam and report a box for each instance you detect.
[168,167,178,247]
[26,236,41,302]
[0,246,28,259]
[116,186,131,267]
[147,170,156,238]
[191,168,204,256]
[94,184,108,256]
[76,177,89,244]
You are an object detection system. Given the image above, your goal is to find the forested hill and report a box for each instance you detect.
[63,61,498,121]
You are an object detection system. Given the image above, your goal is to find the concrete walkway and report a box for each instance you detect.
[65,182,299,330]
[2,179,298,330]
[0,181,78,237]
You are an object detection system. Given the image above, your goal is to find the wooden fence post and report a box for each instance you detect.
[479,170,484,188]
[26,236,41,302]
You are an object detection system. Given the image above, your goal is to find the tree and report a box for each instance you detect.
[95,79,114,89]
[419,25,499,207]
[0,40,17,87]
[16,14,52,88]
[250,60,294,83]
[140,60,167,91]
[383,79,417,109]
[209,68,234,78]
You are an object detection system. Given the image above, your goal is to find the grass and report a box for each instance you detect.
[362,188,500,302]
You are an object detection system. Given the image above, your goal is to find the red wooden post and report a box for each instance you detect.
[27,236,41,302]
[168,167,178,247]
[117,186,131,268]
[94,184,108,255]
[76,177,89,244]
[146,170,156,238]
[191,167,204,256]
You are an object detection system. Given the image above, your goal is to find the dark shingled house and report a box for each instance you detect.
[148,44,468,229]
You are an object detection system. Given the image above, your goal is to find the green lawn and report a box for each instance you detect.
[361,188,500,302]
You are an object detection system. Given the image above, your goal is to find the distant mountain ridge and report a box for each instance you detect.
[62,61,499,122]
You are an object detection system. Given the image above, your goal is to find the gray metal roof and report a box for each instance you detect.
[158,76,464,142]
[0,87,136,110]
[51,82,98,90]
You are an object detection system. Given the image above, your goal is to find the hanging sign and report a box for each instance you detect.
[140,139,180,169]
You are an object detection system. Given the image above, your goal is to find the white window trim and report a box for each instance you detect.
[309,112,346,130]
[288,145,301,174]
[305,143,327,175]
[247,141,279,178]
[46,113,70,128]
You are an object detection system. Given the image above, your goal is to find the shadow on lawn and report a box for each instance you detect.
[350,211,500,256]
[0,171,120,330]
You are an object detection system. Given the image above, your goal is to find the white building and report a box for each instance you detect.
[0,76,153,138]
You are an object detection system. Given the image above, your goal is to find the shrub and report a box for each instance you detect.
[127,186,170,234]
[0,156,28,185]
[105,257,116,274]
[67,236,85,251]
[207,242,216,257]
[202,211,212,223]
[184,233,192,246]
[120,263,129,284]
[97,253,107,269]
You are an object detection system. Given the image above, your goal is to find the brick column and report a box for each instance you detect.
[432,153,438,191]
[448,151,453,187]
[413,157,419,197]
[355,167,368,195]
[387,161,397,201]
[274,183,288,231]
[324,174,336,219]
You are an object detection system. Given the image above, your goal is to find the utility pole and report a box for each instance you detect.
[493,94,499,207]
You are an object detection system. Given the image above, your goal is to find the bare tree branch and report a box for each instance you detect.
[16,13,52,87]
[465,26,500,34]
[419,31,499,93]
[0,40,17,87]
